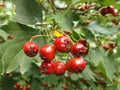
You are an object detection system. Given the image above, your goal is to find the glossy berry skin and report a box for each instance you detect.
[54,36,72,53]
[23,42,38,57]
[81,4,90,11]
[54,61,66,75]
[71,43,88,57]
[111,9,119,16]
[40,61,55,74]
[66,57,86,73]
[39,44,56,62]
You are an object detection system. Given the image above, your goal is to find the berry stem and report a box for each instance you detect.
[29,34,50,42]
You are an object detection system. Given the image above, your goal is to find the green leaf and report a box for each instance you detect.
[13,0,42,25]
[0,59,3,74]
[70,73,80,81]
[81,65,96,81]
[88,22,119,34]
[0,29,9,41]
[54,11,79,31]
[2,41,25,73]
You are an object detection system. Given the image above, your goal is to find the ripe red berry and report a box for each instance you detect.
[84,4,90,9]
[106,5,114,14]
[26,84,31,90]
[39,44,56,62]
[40,61,55,74]
[8,35,14,40]
[66,57,86,73]
[0,3,5,7]
[111,9,118,16]
[54,61,66,75]
[23,41,38,57]
[112,19,119,25]
[78,38,88,47]
[71,43,88,57]
[54,36,72,53]
[19,85,24,90]
[101,8,108,16]
[109,42,116,49]
[102,45,109,51]
[13,84,17,89]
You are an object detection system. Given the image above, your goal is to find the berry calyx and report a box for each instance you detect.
[8,35,14,40]
[23,41,38,57]
[39,44,56,62]
[66,57,86,73]
[71,43,88,57]
[54,61,66,75]
[40,61,55,74]
[54,36,72,53]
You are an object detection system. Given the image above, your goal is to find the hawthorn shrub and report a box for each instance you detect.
[0,0,120,90]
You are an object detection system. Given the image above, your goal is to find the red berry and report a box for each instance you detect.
[54,36,72,53]
[111,9,118,16]
[40,61,55,74]
[15,82,20,88]
[71,43,88,57]
[112,19,119,25]
[0,3,5,7]
[106,5,114,14]
[109,42,116,49]
[101,8,108,16]
[26,84,31,90]
[13,84,17,89]
[102,45,109,51]
[23,42,38,57]
[19,85,24,90]
[54,61,66,75]
[66,57,86,73]
[8,35,14,40]
[78,38,88,47]
[39,44,56,62]
[84,4,90,9]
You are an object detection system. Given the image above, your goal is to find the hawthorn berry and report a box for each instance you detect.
[23,41,38,57]
[39,44,56,62]
[54,36,72,53]
[8,35,14,40]
[109,42,116,49]
[71,43,88,57]
[78,38,88,47]
[66,57,86,73]
[25,84,31,90]
[112,19,119,25]
[54,61,66,75]
[40,61,55,74]
[101,8,108,16]
[111,9,119,16]
[106,5,114,14]
[0,3,5,7]
[81,4,90,11]
[102,45,109,51]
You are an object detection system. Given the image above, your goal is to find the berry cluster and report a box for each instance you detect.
[102,42,116,51]
[23,36,88,75]
[101,5,119,16]
[13,82,31,90]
